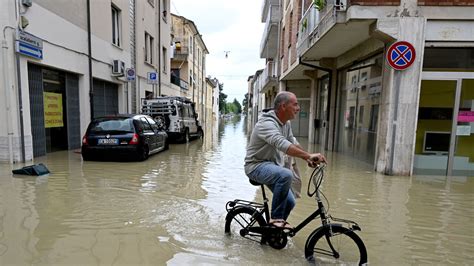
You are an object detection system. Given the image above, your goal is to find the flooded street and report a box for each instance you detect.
[1,116,473,265]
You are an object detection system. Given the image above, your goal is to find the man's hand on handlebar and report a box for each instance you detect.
[306,153,327,168]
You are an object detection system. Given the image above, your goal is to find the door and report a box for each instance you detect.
[140,117,156,151]
[415,72,474,176]
[291,99,310,137]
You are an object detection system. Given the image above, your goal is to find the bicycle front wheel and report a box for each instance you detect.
[305,224,367,265]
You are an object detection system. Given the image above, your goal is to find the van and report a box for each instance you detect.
[141,96,203,143]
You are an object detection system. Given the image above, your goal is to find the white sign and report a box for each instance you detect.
[17,30,43,48]
[456,125,471,136]
[147,72,158,84]
[126,68,135,81]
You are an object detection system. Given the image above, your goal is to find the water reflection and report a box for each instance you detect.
[0,116,473,265]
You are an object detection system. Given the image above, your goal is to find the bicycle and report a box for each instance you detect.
[224,164,368,265]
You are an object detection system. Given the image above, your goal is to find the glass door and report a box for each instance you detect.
[416,72,474,176]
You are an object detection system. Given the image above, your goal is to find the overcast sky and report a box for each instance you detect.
[171,0,265,104]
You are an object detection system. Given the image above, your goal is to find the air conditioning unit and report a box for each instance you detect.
[112,60,125,76]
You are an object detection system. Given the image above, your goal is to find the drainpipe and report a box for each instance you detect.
[14,0,25,162]
[87,0,94,119]
[2,37,14,163]
[157,2,161,97]
[15,41,25,162]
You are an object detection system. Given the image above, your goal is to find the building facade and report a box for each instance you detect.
[170,14,209,120]
[252,0,474,176]
[0,0,172,163]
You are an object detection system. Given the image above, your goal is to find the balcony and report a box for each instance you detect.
[261,0,279,22]
[260,3,281,59]
[296,0,375,61]
[170,75,189,90]
[260,61,278,94]
[172,46,189,62]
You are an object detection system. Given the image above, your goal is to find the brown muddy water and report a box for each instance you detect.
[1,116,473,265]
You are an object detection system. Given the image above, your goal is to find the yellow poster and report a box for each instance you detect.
[43,92,63,128]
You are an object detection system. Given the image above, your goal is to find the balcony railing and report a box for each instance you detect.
[170,75,189,90]
[172,46,189,61]
[261,0,280,22]
[260,3,281,58]
[296,0,347,56]
[260,61,278,93]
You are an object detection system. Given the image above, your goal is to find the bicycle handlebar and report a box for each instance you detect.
[306,163,326,197]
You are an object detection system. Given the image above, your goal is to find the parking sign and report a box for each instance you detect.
[147,72,159,84]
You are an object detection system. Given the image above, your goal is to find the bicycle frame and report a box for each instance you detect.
[288,189,328,237]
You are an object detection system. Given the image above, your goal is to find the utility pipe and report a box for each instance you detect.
[2,39,14,163]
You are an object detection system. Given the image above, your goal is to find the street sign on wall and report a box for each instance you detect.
[16,30,43,60]
[126,68,136,81]
[147,72,158,84]
[386,41,416,70]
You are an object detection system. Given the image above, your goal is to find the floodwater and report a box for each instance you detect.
[1,116,473,265]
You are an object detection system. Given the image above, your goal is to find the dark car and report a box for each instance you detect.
[81,114,168,161]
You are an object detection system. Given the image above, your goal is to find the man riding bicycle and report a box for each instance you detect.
[244,91,326,229]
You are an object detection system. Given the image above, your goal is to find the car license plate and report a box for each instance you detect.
[98,138,118,145]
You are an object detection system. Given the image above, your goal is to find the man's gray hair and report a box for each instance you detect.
[273,91,293,109]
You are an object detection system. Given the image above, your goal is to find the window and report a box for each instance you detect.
[198,48,201,66]
[111,5,121,47]
[140,118,152,132]
[145,117,159,131]
[145,32,154,64]
[162,46,167,73]
[280,27,285,57]
[359,106,364,124]
[288,11,293,48]
[161,0,168,20]
[189,35,193,54]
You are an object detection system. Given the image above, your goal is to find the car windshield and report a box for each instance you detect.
[89,118,134,133]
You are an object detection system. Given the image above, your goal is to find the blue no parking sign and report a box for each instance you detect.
[386,41,416,71]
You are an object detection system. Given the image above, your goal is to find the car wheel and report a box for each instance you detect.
[198,128,204,139]
[138,145,149,161]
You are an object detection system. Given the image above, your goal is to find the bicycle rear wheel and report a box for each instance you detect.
[305,224,367,265]
[225,206,266,243]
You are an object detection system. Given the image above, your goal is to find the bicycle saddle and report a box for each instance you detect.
[249,179,262,186]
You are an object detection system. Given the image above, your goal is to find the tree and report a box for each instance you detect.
[218,82,227,113]
[233,98,242,114]
[242,93,249,114]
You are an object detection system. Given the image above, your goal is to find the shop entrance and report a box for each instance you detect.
[28,64,80,157]
[414,72,474,176]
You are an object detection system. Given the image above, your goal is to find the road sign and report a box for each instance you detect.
[147,72,158,84]
[126,68,135,81]
[16,30,43,60]
[16,41,43,59]
[386,41,416,70]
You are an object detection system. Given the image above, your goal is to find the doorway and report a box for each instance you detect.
[414,72,474,176]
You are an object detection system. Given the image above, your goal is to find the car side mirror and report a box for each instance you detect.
[194,113,198,119]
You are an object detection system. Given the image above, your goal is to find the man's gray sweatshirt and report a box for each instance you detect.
[244,110,297,175]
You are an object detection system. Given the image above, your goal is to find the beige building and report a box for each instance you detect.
[170,14,209,119]
[254,0,474,176]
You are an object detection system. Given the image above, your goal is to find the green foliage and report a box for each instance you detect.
[218,82,227,113]
[242,93,249,113]
[233,98,242,114]
[313,0,325,11]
